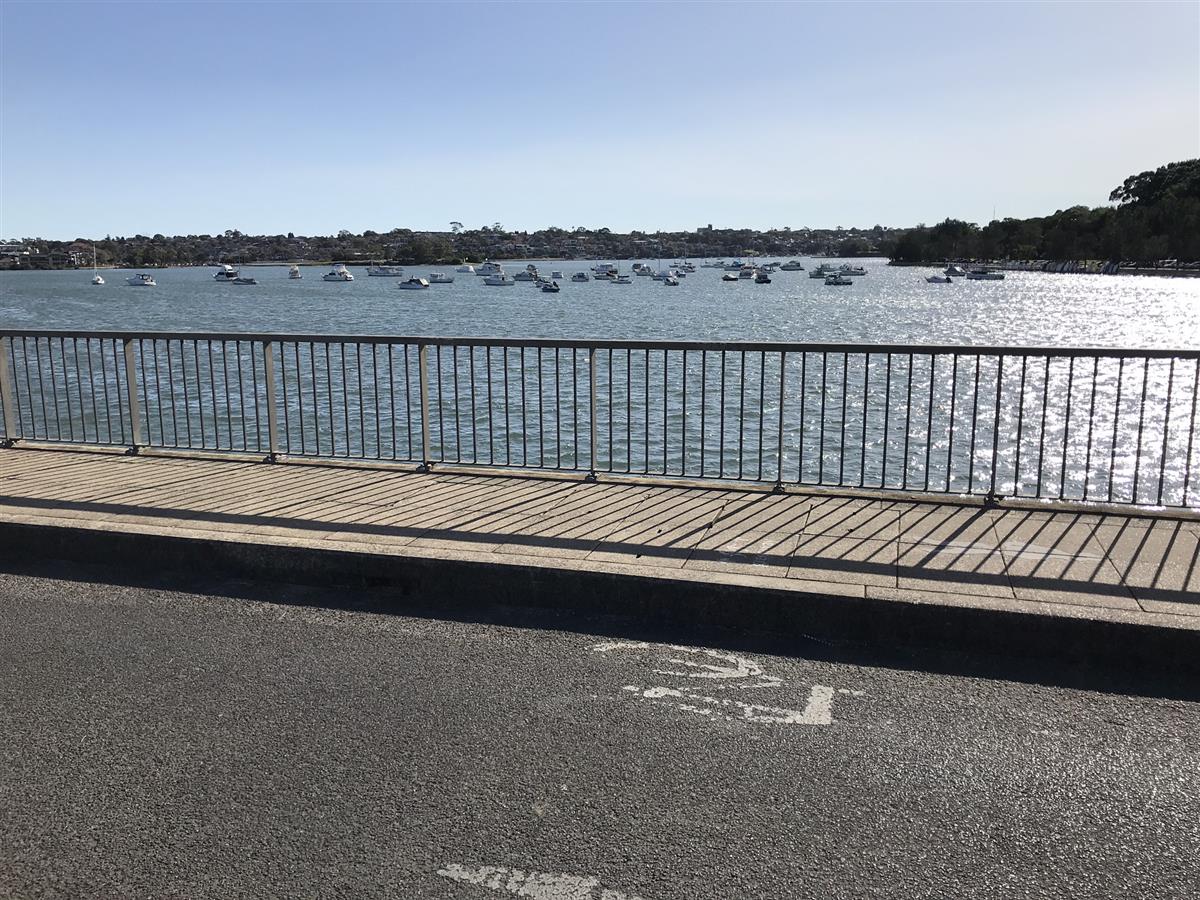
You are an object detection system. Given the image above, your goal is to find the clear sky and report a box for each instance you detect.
[1,0,1197,239]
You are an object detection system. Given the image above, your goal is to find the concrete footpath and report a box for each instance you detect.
[0,446,1197,673]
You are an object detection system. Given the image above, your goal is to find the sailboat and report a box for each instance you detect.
[91,245,104,285]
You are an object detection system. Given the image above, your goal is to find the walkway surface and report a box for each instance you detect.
[0,447,1197,632]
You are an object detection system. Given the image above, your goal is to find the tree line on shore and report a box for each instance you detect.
[888,160,1199,265]
[5,160,1195,270]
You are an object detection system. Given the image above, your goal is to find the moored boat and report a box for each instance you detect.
[780,260,805,271]
[825,274,853,286]
[288,265,302,279]
[571,271,590,282]
[323,264,354,282]
[926,275,952,283]
[965,269,1005,280]
[484,273,515,285]
[721,272,739,282]
[233,275,257,285]
[126,273,156,286]
[427,272,454,283]
[367,263,404,276]
[398,277,430,290]
[456,264,476,275]
[214,263,239,281]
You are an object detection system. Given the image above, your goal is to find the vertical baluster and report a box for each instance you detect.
[1158,357,1176,506]
[924,354,936,492]
[988,355,1004,502]
[1132,357,1151,503]
[123,337,141,452]
[1058,356,1075,499]
[0,336,17,445]
[263,340,279,461]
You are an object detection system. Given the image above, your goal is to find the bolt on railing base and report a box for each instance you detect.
[771,481,786,494]
[1,439,15,449]
[583,471,598,483]
[983,491,1005,509]
[416,462,434,473]
[125,445,140,456]
[263,453,278,464]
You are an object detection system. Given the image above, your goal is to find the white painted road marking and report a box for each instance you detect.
[437,863,647,899]
[623,683,836,725]
[591,641,860,727]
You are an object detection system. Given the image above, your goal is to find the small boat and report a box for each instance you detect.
[808,269,830,279]
[612,275,632,284]
[126,273,156,286]
[476,261,504,276]
[214,263,239,281]
[456,264,476,274]
[541,281,561,293]
[738,266,755,279]
[965,269,1005,281]
[571,272,590,282]
[591,263,619,277]
[91,246,104,284]
[92,273,104,285]
[288,265,302,279]
[513,270,538,282]
[721,272,739,282]
[551,271,564,280]
[484,273,515,285]
[323,264,354,282]
[366,263,404,277]
[839,265,867,276]
[926,275,952,284]
[427,272,454,283]
[824,275,852,286]
[755,271,771,284]
[945,264,968,277]
[780,260,805,271]
[233,275,257,285]
[398,277,430,290]
[663,275,680,286]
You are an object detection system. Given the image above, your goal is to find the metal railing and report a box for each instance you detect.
[1,330,1198,508]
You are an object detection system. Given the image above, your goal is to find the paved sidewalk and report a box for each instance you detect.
[0,447,1197,632]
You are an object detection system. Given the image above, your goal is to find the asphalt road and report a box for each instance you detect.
[1,566,1197,899]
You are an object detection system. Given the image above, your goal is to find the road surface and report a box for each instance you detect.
[1,565,1196,899]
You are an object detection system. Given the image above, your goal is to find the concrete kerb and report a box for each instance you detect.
[1,518,1198,682]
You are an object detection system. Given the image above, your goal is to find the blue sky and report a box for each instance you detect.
[1,0,1197,238]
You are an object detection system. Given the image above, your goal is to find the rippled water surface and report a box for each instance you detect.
[3,258,1199,348]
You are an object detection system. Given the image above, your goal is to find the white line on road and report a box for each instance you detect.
[437,863,647,900]
[623,683,837,725]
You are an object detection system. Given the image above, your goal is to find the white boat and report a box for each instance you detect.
[551,271,564,280]
[738,266,755,279]
[233,275,257,285]
[945,265,968,277]
[476,261,503,276]
[965,269,1005,280]
[541,282,561,293]
[456,264,476,275]
[126,273,156,286]
[427,272,454,283]
[926,275,952,284]
[214,263,239,281]
[571,272,590,282]
[755,271,771,284]
[591,263,619,276]
[513,269,538,282]
[808,268,830,279]
[323,264,354,282]
[398,277,430,290]
[612,275,632,284]
[825,275,853,286]
[780,260,805,271]
[839,265,867,276]
[663,275,680,286]
[484,273,515,286]
[288,265,302,279]
[721,272,739,282]
[367,263,404,276]
[91,245,104,284]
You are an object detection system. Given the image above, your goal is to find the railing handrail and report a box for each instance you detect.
[2,328,1198,359]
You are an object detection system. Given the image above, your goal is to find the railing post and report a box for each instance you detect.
[0,336,17,447]
[586,346,598,481]
[774,350,786,492]
[418,342,432,471]
[986,354,1005,506]
[122,337,142,454]
[262,340,279,462]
